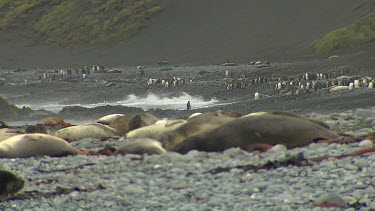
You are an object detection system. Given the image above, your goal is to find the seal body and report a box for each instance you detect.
[128,113,159,131]
[109,115,134,136]
[115,138,166,155]
[174,112,339,153]
[126,119,187,141]
[55,123,119,142]
[37,117,71,128]
[329,86,348,92]
[0,133,75,158]
[161,116,236,151]
[187,110,241,121]
[96,114,126,125]
[0,128,24,142]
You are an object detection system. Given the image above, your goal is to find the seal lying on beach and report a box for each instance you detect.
[109,113,159,136]
[187,110,241,121]
[242,111,330,129]
[174,111,339,153]
[126,119,187,141]
[115,138,166,155]
[109,115,134,136]
[161,116,237,151]
[37,117,71,128]
[0,128,24,142]
[128,113,159,131]
[96,114,126,125]
[329,86,349,92]
[0,133,76,158]
[55,123,119,142]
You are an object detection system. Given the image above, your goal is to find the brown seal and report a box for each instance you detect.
[109,115,134,136]
[126,119,187,141]
[128,113,159,131]
[174,111,339,153]
[37,117,71,128]
[160,115,236,151]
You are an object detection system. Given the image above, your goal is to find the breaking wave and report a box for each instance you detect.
[17,92,233,113]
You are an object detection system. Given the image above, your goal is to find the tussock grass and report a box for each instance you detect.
[0,0,161,47]
[312,12,375,53]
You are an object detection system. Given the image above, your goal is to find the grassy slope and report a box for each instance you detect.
[0,0,161,46]
[312,12,375,53]
[0,0,373,68]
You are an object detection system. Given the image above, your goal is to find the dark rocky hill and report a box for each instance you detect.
[0,0,373,68]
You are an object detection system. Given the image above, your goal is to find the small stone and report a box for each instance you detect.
[178,204,196,211]
[174,182,190,189]
[185,150,209,159]
[194,190,210,199]
[269,144,287,152]
[124,185,145,194]
[343,196,358,206]
[223,147,248,156]
[353,159,369,168]
[314,192,346,208]
[354,128,374,137]
[329,113,340,120]
[359,139,373,148]
[344,164,359,171]
[354,108,374,118]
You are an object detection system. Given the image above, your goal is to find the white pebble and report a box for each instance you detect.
[358,139,373,148]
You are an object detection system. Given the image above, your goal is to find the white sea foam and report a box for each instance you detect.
[16,92,233,113]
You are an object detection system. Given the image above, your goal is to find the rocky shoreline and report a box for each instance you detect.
[1,61,375,210]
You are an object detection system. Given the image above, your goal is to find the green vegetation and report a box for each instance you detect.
[0,0,161,47]
[312,12,375,53]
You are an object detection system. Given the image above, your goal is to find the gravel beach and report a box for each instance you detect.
[0,0,375,209]
[1,59,375,210]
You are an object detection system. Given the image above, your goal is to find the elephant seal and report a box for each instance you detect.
[0,133,76,158]
[160,116,236,151]
[96,114,126,125]
[187,110,241,121]
[109,115,134,136]
[37,117,71,128]
[242,111,330,129]
[174,111,339,153]
[115,138,166,155]
[126,119,187,141]
[55,123,119,142]
[25,125,52,134]
[329,86,348,93]
[0,128,24,142]
[128,113,159,131]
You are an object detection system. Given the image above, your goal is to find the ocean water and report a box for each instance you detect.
[16,92,234,113]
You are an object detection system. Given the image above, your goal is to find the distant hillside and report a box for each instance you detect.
[0,0,373,68]
[0,0,161,46]
[312,12,375,53]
